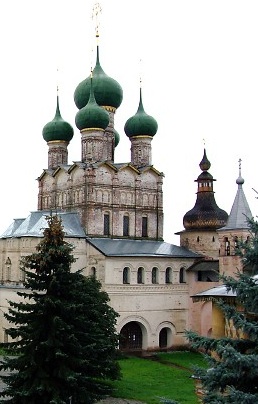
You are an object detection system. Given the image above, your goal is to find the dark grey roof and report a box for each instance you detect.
[87,238,202,258]
[219,173,252,230]
[191,274,258,302]
[0,211,86,238]
[187,260,219,272]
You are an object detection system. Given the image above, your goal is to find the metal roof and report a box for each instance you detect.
[187,260,219,272]
[87,238,202,258]
[0,211,86,238]
[219,175,252,231]
[191,274,258,302]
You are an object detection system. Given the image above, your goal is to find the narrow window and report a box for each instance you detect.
[137,267,144,284]
[225,237,230,256]
[165,267,172,284]
[152,267,158,284]
[179,267,186,283]
[142,217,148,237]
[123,215,129,236]
[123,267,130,284]
[104,213,110,236]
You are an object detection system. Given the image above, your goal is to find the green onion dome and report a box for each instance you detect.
[42,96,74,142]
[75,78,109,131]
[114,129,120,147]
[74,46,123,110]
[124,88,158,138]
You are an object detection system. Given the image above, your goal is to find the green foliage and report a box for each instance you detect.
[0,215,120,403]
[186,217,258,403]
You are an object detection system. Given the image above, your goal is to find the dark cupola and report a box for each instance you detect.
[183,149,228,230]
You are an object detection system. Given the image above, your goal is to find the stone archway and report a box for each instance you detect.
[119,321,143,351]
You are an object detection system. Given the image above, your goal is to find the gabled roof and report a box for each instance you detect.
[87,237,202,258]
[0,211,86,238]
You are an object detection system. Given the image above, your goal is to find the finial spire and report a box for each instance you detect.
[92,2,102,39]
[238,158,242,176]
[236,158,244,186]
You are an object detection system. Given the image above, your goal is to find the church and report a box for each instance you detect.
[0,34,253,353]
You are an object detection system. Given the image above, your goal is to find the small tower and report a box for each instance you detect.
[177,149,228,258]
[124,86,158,167]
[42,90,74,170]
[218,159,253,277]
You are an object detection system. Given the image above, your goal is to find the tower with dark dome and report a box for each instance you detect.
[177,149,228,258]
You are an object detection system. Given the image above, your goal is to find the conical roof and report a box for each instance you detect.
[183,149,228,230]
[42,95,74,142]
[220,161,253,230]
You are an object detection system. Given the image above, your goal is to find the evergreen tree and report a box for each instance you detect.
[0,215,120,404]
[186,217,258,403]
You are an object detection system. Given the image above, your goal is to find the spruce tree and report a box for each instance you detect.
[186,217,258,404]
[0,215,120,404]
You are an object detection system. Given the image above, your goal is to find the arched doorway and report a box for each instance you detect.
[119,321,143,351]
[159,327,168,348]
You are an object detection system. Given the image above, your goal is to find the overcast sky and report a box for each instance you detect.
[0,0,258,244]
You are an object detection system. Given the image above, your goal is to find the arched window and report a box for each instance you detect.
[137,267,144,284]
[5,257,11,282]
[90,266,96,277]
[104,213,110,236]
[225,237,230,256]
[123,215,129,236]
[152,267,158,284]
[123,267,130,284]
[179,267,186,283]
[165,267,172,284]
[142,216,148,237]
[197,236,200,242]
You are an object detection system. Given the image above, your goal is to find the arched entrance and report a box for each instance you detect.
[159,327,168,348]
[119,321,143,351]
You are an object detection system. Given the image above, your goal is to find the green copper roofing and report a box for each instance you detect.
[42,96,74,142]
[114,128,120,147]
[124,88,158,138]
[74,46,123,110]
[75,77,109,131]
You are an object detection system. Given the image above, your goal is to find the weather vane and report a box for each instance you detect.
[92,2,102,37]
[202,138,206,148]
